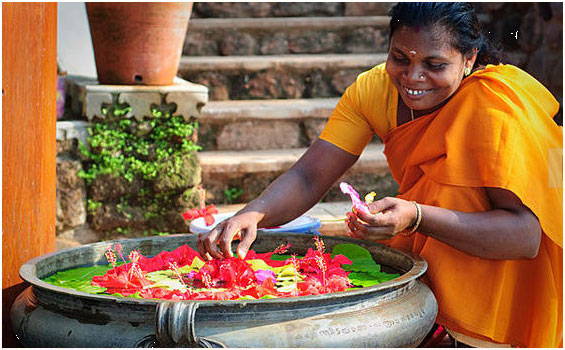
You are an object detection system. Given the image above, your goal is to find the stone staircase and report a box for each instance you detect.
[181,3,399,205]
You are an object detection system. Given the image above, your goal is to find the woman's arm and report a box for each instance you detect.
[346,187,542,260]
[198,139,359,260]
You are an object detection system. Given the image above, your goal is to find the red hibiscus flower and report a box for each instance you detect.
[182,204,218,226]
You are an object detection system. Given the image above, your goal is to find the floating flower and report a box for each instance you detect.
[129,250,144,280]
[91,240,357,300]
[254,269,276,285]
[105,247,117,269]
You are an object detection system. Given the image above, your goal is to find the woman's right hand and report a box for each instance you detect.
[197,211,263,260]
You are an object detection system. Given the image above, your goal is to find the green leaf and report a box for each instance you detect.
[259,295,278,299]
[145,271,187,291]
[43,265,111,294]
[331,243,380,272]
[270,254,299,261]
[347,271,400,288]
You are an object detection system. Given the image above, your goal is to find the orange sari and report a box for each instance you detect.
[320,63,562,347]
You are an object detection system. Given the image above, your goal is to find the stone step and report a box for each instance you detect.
[184,16,390,56]
[198,98,339,151]
[178,53,387,100]
[192,3,395,19]
[198,144,398,205]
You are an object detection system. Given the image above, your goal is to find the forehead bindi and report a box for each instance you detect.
[391,25,459,58]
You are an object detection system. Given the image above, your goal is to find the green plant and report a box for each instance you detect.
[224,187,243,204]
[115,226,131,235]
[87,199,102,212]
[78,99,202,236]
[79,105,200,185]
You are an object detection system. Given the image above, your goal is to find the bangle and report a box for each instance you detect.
[400,201,422,237]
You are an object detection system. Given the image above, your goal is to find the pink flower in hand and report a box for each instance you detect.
[339,182,370,215]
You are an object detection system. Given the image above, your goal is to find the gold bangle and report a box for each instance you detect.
[400,201,422,237]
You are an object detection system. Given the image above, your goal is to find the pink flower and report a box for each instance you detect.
[339,182,370,215]
[254,270,276,285]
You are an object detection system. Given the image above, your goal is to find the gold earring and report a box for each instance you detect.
[464,67,472,76]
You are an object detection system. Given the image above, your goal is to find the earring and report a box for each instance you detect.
[464,67,472,76]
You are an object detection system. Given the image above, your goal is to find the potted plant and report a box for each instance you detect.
[86,2,192,85]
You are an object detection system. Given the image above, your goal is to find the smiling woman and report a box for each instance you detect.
[196,3,562,347]
[386,25,476,120]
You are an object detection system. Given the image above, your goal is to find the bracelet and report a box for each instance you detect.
[400,201,422,237]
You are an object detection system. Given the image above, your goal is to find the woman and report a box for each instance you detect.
[198,3,562,347]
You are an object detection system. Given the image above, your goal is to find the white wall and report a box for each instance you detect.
[57,2,97,78]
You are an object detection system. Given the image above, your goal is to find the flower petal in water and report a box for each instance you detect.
[254,269,276,285]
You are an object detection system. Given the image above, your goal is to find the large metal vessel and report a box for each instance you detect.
[11,233,437,347]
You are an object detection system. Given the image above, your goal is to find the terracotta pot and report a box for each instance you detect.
[86,2,192,85]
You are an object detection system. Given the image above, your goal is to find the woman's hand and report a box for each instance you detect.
[345,197,418,241]
[197,211,262,260]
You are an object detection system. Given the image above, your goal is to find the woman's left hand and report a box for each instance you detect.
[345,197,418,241]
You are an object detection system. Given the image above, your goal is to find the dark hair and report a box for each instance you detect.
[389,2,502,68]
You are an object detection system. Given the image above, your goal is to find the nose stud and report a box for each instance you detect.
[419,74,425,79]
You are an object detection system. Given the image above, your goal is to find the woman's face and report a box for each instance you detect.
[386,24,477,112]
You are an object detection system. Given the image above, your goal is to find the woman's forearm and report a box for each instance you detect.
[418,204,541,259]
[349,187,542,260]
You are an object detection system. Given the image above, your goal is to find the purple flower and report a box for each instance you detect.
[339,182,370,215]
[254,270,276,285]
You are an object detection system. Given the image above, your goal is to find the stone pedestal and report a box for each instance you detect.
[65,75,209,121]
[56,76,209,237]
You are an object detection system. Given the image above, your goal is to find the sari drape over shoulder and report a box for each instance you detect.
[320,63,562,347]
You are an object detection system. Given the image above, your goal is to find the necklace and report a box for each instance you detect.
[410,108,415,121]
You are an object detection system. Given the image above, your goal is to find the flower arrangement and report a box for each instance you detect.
[90,237,353,300]
[44,238,400,301]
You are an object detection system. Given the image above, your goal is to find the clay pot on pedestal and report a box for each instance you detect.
[86,2,192,85]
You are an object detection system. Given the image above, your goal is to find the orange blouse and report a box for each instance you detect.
[320,63,563,347]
